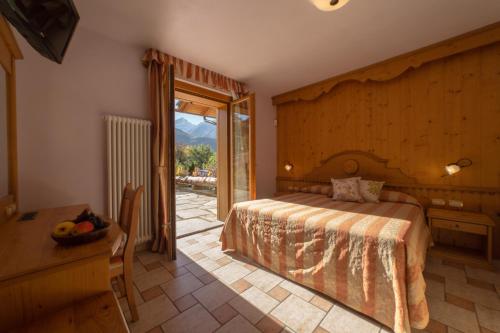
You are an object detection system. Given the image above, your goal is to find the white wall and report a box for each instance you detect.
[16,27,277,213]
[17,27,147,213]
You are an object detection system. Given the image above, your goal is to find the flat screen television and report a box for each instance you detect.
[0,0,79,64]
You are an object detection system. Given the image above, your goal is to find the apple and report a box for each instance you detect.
[53,221,75,237]
[71,221,95,235]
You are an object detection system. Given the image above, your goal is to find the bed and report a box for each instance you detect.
[220,151,432,333]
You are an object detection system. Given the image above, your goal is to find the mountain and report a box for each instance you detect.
[175,117,196,133]
[175,119,217,151]
[189,122,216,139]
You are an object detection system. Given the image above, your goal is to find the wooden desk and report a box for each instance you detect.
[0,204,124,331]
[12,291,129,333]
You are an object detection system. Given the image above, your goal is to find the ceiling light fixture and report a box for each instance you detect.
[310,0,351,11]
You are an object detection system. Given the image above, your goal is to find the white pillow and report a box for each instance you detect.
[359,179,385,203]
[331,177,363,203]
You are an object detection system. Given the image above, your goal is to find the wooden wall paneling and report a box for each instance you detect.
[275,37,500,257]
[272,22,500,105]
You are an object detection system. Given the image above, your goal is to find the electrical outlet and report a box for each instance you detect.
[431,198,446,206]
[448,200,464,208]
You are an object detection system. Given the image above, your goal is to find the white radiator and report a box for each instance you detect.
[105,115,152,245]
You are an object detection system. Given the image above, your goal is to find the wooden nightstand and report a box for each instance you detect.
[427,208,495,269]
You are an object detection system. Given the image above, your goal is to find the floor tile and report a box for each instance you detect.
[310,295,334,312]
[186,258,221,277]
[319,304,380,333]
[466,277,496,292]
[426,279,445,301]
[198,272,217,284]
[161,304,220,333]
[216,256,233,267]
[445,293,475,312]
[137,252,166,266]
[279,279,315,301]
[427,296,480,333]
[170,266,189,278]
[245,268,284,292]
[212,262,252,284]
[215,315,260,333]
[423,271,445,284]
[134,267,174,292]
[230,286,279,324]
[203,247,227,261]
[144,261,163,272]
[442,260,465,270]
[423,319,447,333]
[174,293,198,312]
[464,266,500,286]
[475,304,500,333]
[256,315,285,333]
[191,252,207,261]
[128,295,179,333]
[141,286,164,302]
[425,260,467,283]
[161,272,204,300]
[193,280,237,311]
[231,278,252,294]
[211,303,239,324]
[445,279,500,310]
[272,295,326,333]
[268,285,291,302]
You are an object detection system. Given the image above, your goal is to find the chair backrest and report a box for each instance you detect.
[118,183,144,264]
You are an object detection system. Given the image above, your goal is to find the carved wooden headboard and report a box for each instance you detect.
[277,150,500,201]
[301,150,417,184]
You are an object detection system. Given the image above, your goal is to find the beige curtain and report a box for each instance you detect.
[142,49,175,259]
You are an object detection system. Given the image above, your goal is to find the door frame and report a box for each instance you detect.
[229,94,256,206]
[173,80,232,221]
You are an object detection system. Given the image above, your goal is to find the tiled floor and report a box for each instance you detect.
[175,190,223,237]
[115,227,500,333]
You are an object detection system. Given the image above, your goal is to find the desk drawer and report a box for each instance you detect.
[432,218,487,235]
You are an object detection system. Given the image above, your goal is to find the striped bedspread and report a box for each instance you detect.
[220,192,431,333]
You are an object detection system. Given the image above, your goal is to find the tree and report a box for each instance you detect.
[175,144,215,175]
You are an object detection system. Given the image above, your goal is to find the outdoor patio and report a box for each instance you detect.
[176,190,223,238]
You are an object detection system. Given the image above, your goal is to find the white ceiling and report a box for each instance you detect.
[75,0,500,96]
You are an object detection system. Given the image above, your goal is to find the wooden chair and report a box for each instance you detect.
[110,183,144,322]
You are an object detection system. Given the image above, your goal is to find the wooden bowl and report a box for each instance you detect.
[51,221,111,246]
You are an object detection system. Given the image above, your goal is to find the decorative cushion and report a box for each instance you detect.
[331,177,363,202]
[359,179,385,203]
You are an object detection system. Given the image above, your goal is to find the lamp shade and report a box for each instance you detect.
[309,0,351,11]
[284,163,293,172]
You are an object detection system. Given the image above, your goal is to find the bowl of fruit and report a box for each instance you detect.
[51,209,111,246]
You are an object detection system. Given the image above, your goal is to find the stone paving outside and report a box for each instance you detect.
[176,189,223,238]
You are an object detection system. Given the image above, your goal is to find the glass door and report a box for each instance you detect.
[230,94,256,204]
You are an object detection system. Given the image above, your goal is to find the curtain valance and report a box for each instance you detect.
[143,48,247,98]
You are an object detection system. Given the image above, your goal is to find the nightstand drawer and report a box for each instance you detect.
[432,218,487,235]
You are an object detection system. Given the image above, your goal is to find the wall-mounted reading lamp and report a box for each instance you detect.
[284,162,294,172]
[444,158,472,176]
